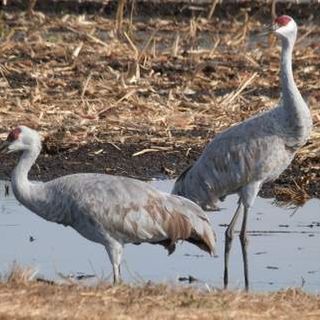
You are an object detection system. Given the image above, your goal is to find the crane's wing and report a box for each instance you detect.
[40,174,215,255]
[98,179,216,255]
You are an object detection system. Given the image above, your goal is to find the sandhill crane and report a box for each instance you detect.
[0,126,216,284]
[172,15,312,290]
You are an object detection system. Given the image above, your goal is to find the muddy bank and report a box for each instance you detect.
[1,140,319,205]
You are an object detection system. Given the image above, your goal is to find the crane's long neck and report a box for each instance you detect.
[280,36,302,106]
[11,145,62,223]
[280,34,312,144]
[11,146,41,206]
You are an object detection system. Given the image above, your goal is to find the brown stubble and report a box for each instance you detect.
[0,267,320,320]
[0,5,319,205]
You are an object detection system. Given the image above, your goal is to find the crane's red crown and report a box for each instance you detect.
[274,15,292,26]
[7,127,22,142]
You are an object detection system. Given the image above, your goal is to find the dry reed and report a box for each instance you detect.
[0,266,320,320]
[0,6,319,204]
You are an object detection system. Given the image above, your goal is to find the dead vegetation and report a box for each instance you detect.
[0,3,319,205]
[0,267,320,320]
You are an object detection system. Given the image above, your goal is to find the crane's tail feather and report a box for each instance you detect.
[151,219,215,256]
[162,196,216,256]
[147,210,216,256]
[141,192,216,255]
[186,229,216,256]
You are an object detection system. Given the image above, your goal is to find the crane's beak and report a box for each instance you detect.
[259,23,278,36]
[0,141,10,154]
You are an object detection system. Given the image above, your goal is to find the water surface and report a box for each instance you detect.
[0,180,319,292]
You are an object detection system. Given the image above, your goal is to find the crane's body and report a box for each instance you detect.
[13,172,214,253]
[1,126,216,284]
[173,102,312,210]
[172,15,312,290]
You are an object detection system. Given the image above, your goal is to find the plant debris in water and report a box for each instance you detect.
[0,2,319,207]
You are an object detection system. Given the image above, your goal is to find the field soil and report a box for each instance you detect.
[0,1,319,205]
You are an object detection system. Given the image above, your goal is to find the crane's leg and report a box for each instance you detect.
[224,199,243,289]
[240,181,261,291]
[240,204,250,291]
[105,241,124,285]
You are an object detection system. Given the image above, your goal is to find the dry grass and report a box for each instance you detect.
[0,5,319,203]
[0,267,319,320]
[0,9,318,148]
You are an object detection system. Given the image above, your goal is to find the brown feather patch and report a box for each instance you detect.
[143,195,214,255]
[165,210,192,244]
[187,230,214,255]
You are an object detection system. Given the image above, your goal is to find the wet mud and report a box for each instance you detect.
[0,140,319,203]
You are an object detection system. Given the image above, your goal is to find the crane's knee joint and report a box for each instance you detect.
[225,229,234,242]
[239,233,249,246]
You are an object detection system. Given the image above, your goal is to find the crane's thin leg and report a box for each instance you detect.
[224,200,243,290]
[106,241,123,285]
[239,181,261,291]
[240,205,249,291]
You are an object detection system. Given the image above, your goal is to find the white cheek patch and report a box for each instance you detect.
[275,20,296,37]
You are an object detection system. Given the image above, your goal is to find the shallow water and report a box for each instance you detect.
[0,179,319,292]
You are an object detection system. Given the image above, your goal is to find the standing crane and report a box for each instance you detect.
[172,16,312,290]
[0,126,216,284]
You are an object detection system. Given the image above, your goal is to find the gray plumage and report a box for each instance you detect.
[0,126,216,284]
[172,16,312,290]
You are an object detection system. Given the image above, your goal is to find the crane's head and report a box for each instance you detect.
[272,15,297,40]
[0,126,41,154]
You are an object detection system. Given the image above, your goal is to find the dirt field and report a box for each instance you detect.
[0,1,319,205]
[0,268,319,320]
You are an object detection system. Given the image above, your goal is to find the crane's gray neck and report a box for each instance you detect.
[11,146,41,205]
[279,34,312,145]
[280,35,304,108]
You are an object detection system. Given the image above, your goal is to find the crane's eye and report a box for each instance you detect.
[7,127,22,142]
